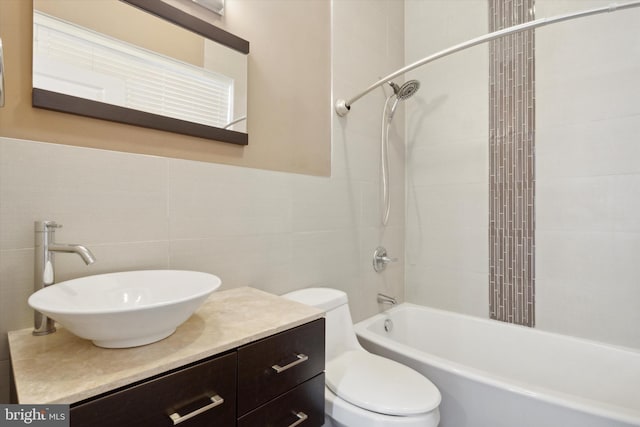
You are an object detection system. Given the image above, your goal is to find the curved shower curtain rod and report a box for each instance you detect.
[335,0,640,117]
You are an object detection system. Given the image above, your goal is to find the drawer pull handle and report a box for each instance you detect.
[169,394,224,425]
[288,411,308,427]
[272,353,308,373]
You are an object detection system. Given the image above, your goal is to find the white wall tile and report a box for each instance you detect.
[168,160,293,240]
[0,250,33,362]
[404,0,489,319]
[408,183,488,230]
[537,2,640,127]
[405,55,488,146]
[405,265,489,319]
[0,138,169,250]
[292,177,358,233]
[536,275,640,348]
[405,0,488,57]
[169,234,293,292]
[537,176,611,233]
[408,224,488,274]
[536,115,640,178]
[359,224,405,307]
[535,0,640,347]
[611,175,640,233]
[536,231,615,284]
[408,137,488,185]
[54,242,170,282]
[330,0,406,325]
[332,128,377,182]
[291,230,361,289]
[537,71,640,128]
[360,181,405,228]
[611,232,640,285]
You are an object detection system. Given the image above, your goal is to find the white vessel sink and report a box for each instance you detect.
[28,270,221,348]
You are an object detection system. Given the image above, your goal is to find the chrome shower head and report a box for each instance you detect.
[396,80,420,100]
[388,79,420,100]
[386,79,420,119]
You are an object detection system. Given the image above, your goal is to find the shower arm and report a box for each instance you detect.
[334,0,640,117]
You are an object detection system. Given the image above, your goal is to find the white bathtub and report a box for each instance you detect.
[354,303,640,427]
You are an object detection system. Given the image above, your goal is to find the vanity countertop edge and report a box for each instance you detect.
[8,286,324,405]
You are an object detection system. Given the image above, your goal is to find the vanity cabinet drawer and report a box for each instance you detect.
[70,352,237,427]
[237,318,325,416]
[238,373,325,427]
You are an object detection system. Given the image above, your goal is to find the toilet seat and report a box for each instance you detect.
[326,350,441,416]
[325,385,440,427]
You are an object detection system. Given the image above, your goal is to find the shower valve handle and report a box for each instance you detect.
[373,246,398,272]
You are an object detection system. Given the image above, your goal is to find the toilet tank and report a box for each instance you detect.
[282,288,363,361]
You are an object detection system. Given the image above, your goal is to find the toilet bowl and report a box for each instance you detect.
[283,288,441,427]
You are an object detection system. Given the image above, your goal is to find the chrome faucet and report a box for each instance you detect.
[377,293,397,306]
[33,220,95,335]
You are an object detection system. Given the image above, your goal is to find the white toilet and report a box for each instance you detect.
[283,288,441,427]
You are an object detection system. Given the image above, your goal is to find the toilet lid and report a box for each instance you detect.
[326,350,441,416]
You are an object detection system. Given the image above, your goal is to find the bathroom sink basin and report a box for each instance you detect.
[28,270,221,348]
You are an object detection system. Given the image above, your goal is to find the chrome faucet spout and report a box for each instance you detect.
[48,243,96,265]
[33,221,95,336]
[377,293,397,306]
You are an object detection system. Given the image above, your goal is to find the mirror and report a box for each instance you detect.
[32,0,249,145]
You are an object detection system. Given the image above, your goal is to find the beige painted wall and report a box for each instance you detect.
[0,0,331,176]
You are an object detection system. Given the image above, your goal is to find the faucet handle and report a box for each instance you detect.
[43,260,54,285]
[373,246,398,272]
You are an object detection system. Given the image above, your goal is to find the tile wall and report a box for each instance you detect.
[488,0,536,327]
[0,0,406,402]
[406,0,640,349]
[535,0,640,347]
[404,0,489,317]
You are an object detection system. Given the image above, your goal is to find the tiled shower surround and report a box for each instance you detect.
[405,0,638,347]
[488,0,536,326]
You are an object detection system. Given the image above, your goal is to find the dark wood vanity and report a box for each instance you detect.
[70,319,325,426]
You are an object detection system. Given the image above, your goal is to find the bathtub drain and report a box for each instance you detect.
[384,318,393,333]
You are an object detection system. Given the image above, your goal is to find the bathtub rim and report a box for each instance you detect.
[354,303,640,426]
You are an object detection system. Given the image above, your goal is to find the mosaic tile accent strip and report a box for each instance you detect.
[488,0,536,327]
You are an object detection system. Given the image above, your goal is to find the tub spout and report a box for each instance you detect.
[377,293,397,306]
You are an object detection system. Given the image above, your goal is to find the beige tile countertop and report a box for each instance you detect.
[9,287,323,404]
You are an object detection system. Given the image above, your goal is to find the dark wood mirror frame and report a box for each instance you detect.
[32,0,250,146]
